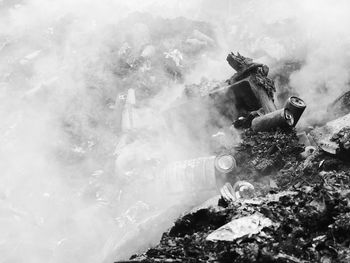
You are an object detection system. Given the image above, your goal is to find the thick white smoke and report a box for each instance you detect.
[1,0,350,262]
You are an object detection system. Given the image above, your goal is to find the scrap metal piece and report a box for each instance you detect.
[284,96,306,127]
[310,113,350,156]
[319,139,339,154]
[251,108,294,132]
[206,212,276,242]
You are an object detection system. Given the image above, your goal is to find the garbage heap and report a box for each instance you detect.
[116,53,350,263]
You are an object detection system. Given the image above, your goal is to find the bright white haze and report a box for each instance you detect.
[0,0,350,262]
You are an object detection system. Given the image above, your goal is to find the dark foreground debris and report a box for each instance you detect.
[113,52,350,263]
[117,129,350,263]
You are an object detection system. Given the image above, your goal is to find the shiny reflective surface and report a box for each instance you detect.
[284,109,295,126]
[290,96,306,108]
[215,155,236,173]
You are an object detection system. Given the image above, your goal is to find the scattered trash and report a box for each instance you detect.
[157,154,236,194]
[232,181,255,200]
[219,182,236,203]
[226,52,277,114]
[297,131,317,146]
[300,146,317,159]
[220,181,255,203]
[206,212,276,242]
[276,253,307,263]
[265,191,298,203]
[214,154,236,174]
[311,112,350,157]
[284,96,306,127]
[116,52,350,262]
[251,108,294,132]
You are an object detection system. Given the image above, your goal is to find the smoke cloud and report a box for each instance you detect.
[1,0,350,262]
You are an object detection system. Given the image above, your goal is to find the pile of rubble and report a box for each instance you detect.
[114,52,350,263]
[122,128,350,263]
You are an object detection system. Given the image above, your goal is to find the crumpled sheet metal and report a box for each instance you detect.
[311,112,350,155]
[206,212,277,242]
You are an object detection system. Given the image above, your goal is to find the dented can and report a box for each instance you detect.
[251,108,294,132]
[284,96,306,127]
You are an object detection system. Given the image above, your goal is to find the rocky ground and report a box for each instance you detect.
[119,128,350,263]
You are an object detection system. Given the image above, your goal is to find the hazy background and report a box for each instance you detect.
[1,0,350,262]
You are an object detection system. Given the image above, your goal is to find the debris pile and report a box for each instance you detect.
[231,129,303,189]
[114,52,350,263]
[311,113,350,159]
[123,129,350,262]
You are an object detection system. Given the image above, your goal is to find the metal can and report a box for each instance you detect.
[251,108,294,132]
[284,96,306,127]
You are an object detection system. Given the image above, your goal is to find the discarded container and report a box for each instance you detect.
[220,181,255,203]
[251,108,294,132]
[214,154,236,174]
[159,156,214,193]
[232,181,255,199]
[159,154,236,193]
[284,96,306,127]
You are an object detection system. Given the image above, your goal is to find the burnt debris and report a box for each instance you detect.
[122,129,350,263]
[114,52,350,263]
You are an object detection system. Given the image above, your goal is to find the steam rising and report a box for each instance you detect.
[1,0,350,262]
